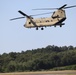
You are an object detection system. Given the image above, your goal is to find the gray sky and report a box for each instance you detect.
[0,0,76,54]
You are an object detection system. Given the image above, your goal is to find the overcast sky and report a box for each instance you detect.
[0,0,76,54]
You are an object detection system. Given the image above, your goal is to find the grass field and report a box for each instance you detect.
[0,70,76,75]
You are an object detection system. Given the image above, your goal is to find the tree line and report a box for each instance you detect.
[0,45,76,72]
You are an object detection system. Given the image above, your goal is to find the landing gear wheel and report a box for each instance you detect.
[36,27,38,30]
[60,25,62,27]
[41,27,44,30]
[54,25,56,27]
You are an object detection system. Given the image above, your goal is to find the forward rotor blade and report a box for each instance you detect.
[64,5,76,9]
[10,17,25,21]
[30,12,53,16]
[18,10,30,18]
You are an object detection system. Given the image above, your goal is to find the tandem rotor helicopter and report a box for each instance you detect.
[10,4,76,30]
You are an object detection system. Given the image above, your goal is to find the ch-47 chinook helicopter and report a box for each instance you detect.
[10,4,76,30]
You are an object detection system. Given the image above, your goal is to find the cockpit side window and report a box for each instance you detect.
[29,22,31,24]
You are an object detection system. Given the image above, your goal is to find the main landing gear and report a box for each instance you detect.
[36,27,38,30]
[36,27,44,30]
[41,27,44,30]
[60,25,62,27]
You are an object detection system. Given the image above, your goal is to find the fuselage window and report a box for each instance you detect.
[61,11,62,13]
[40,21,41,23]
[46,20,49,22]
[51,20,53,22]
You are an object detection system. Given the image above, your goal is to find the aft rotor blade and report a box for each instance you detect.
[64,5,76,9]
[33,4,67,10]
[30,12,53,16]
[58,4,67,9]
[10,17,25,21]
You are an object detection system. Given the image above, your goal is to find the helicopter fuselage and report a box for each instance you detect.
[24,9,66,29]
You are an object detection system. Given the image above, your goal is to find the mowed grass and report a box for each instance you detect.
[0,70,76,75]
